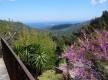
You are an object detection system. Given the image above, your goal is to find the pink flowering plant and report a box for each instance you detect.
[58,30,108,80]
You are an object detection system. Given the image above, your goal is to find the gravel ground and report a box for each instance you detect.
[0,58,10,80]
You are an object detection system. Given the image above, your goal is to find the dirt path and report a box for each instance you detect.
[0,58,10,80]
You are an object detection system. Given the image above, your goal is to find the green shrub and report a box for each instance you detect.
[38,70,64,80]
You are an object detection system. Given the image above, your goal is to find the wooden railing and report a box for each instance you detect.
[1,37,35,80]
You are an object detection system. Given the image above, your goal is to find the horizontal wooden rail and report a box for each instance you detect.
[1,37,35,80]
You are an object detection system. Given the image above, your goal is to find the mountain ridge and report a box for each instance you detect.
[42,20,90,35]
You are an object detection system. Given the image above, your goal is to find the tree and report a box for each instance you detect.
[58,30,108,80]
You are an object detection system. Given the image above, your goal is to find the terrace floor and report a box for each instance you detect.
[0,57,10,80]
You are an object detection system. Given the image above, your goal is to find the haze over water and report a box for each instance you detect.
[24,21,83,28]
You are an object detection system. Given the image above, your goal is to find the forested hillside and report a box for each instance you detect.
[79,11,108,34]
[43,21,90,35]
[0,20,32,42]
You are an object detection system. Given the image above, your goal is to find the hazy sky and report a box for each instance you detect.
[0,0,108,22]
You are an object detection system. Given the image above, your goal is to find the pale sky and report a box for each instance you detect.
[0,0,108,22]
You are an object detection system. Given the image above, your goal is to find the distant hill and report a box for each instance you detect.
[0,19,37,40]
[43,21,90,35]
[49,24,73,30]
[0,20,31,30]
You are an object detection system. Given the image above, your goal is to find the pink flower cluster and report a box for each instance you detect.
[58,30,108,80]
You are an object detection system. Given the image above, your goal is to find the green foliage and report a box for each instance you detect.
[14,29,56,53]
[0,20,16,39]
[52,35,75,55]
[38,70,64,80]
[44,52,58,70]
[0,19,32,44]
[87,11,108,31]
[13,29,56,77]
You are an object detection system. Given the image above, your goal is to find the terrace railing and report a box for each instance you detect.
[1,37,35,80]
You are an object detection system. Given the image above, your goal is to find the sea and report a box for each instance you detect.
[24,21,82,28]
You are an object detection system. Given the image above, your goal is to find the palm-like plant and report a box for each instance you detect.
[30,44,47,78]
[13,43,47,78]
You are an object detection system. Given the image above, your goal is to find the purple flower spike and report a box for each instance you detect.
[105,34,108,38]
